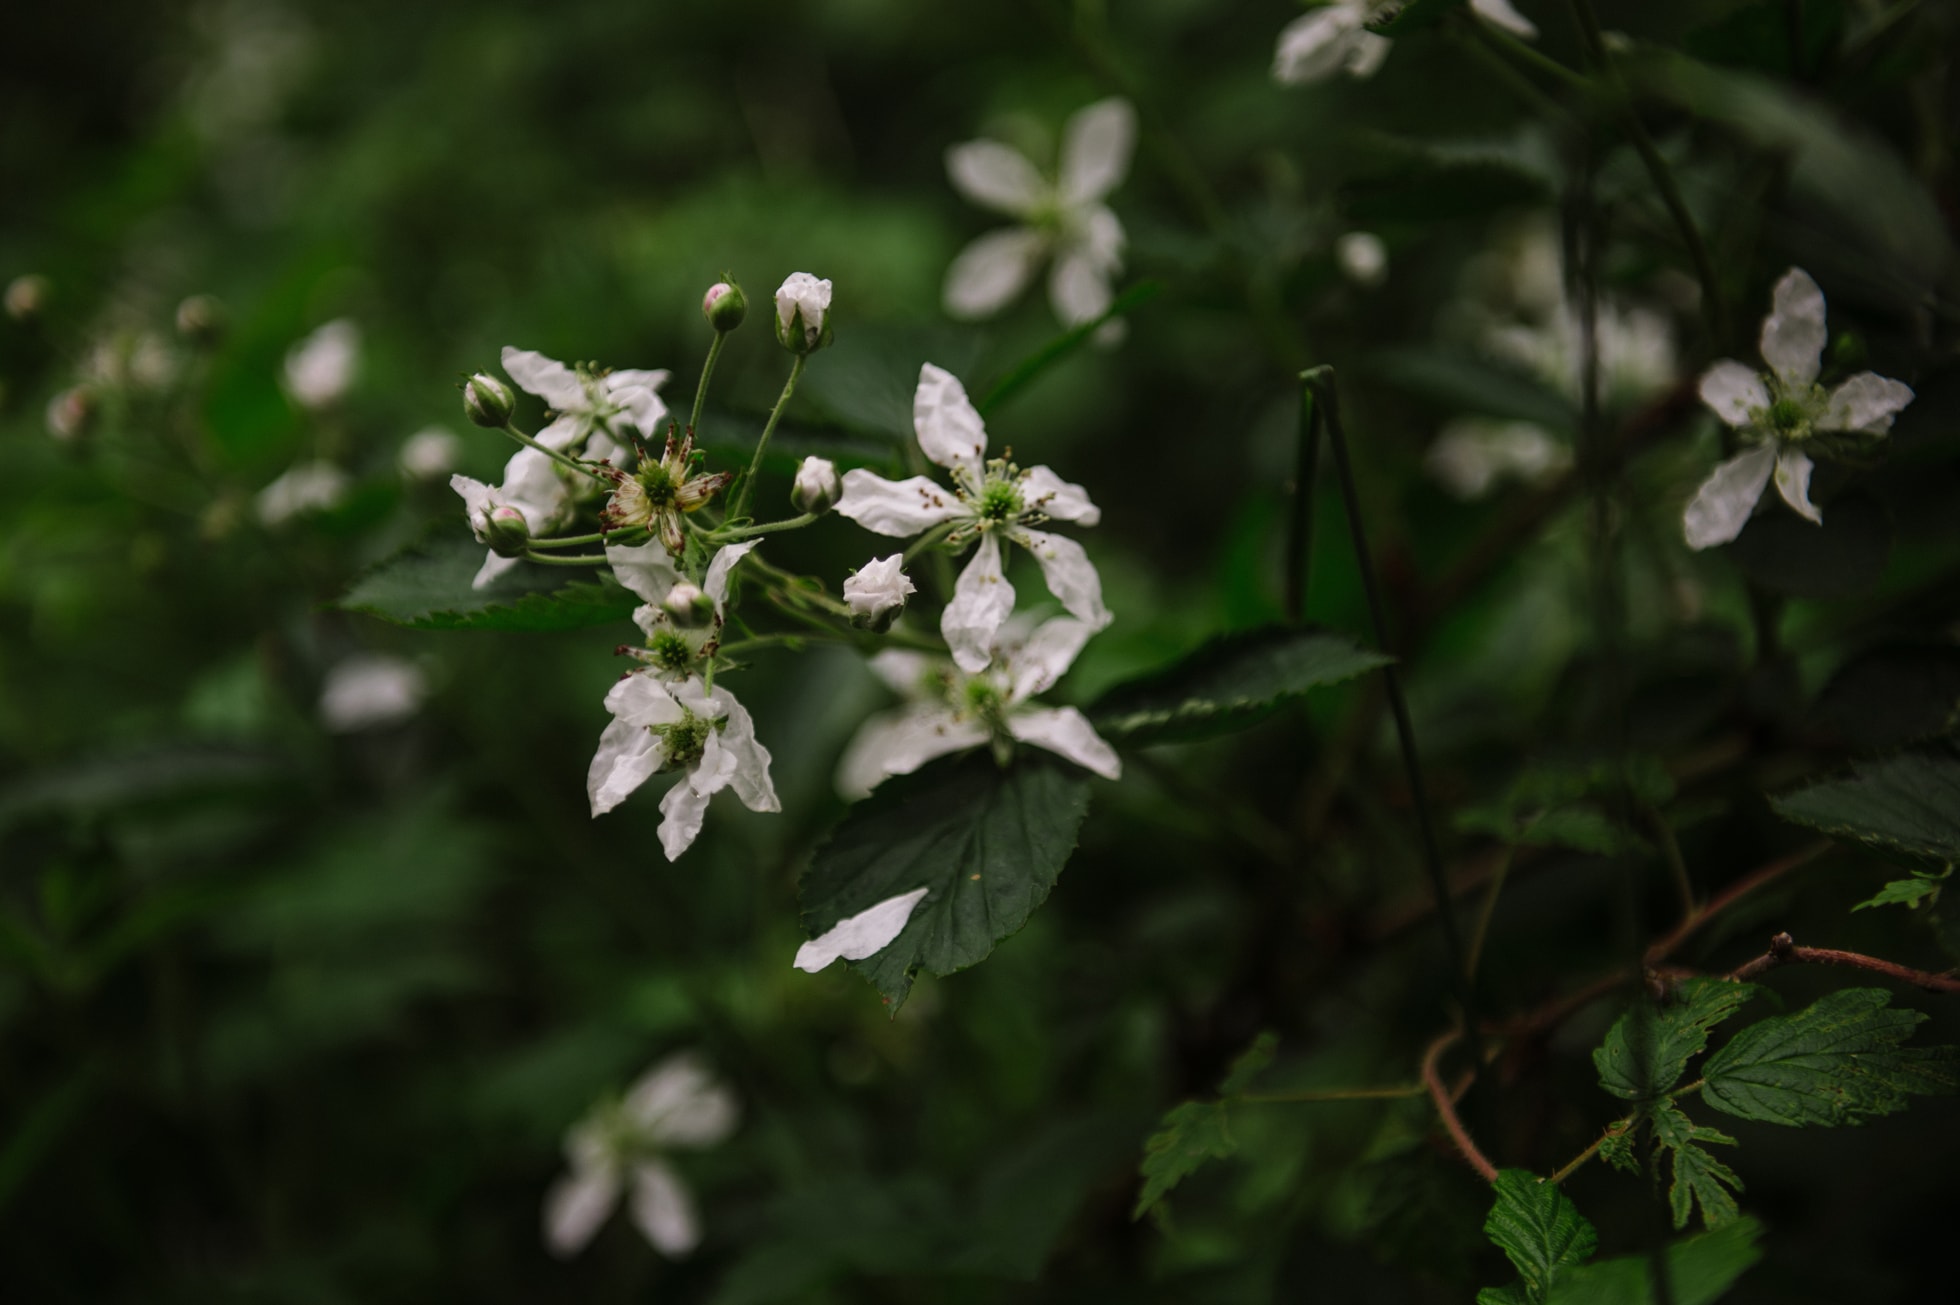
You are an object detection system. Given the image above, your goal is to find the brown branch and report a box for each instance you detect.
[1422,1029,1498,1182]
[1643,842,1831,966]
[1728,932,1960,993]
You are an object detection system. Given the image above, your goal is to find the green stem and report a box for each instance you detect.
[1284,389,1324,624]
[902,521,959,564]
[1550,1118,1628,1184]
[1238,1084,1423,1105]
[500,422,610,483]
[716,512,819,542]
[1642,803,1696,921]
[689,330,727,436]
[1477,15,1591,91]
[1465,847,1517,983]
[519,549,610,567]
[731,354,806,521]
[717,633,817,659]
[529,527,646,550]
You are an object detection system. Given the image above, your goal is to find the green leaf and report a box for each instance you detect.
[1481,1168,1599,1305]
[1702,987,1960,1127]
[1545,1218,1764,1305]
[799,752,1090,1013]
[1770,750,1960,863]
[1726,491,1892,600]
[1594,979,1759,1100]
[1853,874,1946,913]
[339,533,637,631]
[1651,1103,1743,1232]
[1131,1033,1276,1220]
[1089,625,1391,745]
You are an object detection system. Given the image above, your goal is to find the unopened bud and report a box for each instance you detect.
[45,386,95,441]
[791,455,841,514]
[774,272,833,355]
[175,294,227,346]
[463,371,516,428]
[483,504,531,557]
[661,581,716,628]
[702,278,747,332]
[843,555,915,633]
[5,274,50,322]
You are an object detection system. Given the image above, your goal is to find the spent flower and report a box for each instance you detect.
[599,426,733,556]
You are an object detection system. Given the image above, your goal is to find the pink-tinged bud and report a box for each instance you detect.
[702,278,747,332]
[661,581,716,628]
[463,371,516,428]
[483,504,531,557]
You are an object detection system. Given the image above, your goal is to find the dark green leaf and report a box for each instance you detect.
[1853,875,1945,913]
[1545,1218,1763,1305]
[1594,979,1759,1100]
[1726,492,1891,600]
[1651,1103,1743,1232]
[1130,1033,1276,1219]
[799,752,1090,1013]
[1089,625,1391,745]
[340,533,637,631]
[1702,987,1960,1127]
[1482,1168,1599,1305]
[1770,750,1960,862]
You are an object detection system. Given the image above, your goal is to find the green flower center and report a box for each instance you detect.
[1767,398,1809,433]
[637,463,677,509]
[977,478,1023,523]
[655,712,715,771]
[648,630,696,676]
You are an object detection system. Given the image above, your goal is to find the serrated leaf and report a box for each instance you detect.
[1770,750,1960,863]
[1482,1168,1598,1305]
[1598,1123,1640,1174]
[1220,1031,1279,1095]
[1545,1218,1763,1305]
[1651,1103,1742,1232]
[1853,874,1945,913]
[1702,987,1960,1127]
[798,752,1089,1014]
[1595,979,1759,1100]
[1132,1100,1233,1220]
[340,533,640,631]
[1089,625,1391,745]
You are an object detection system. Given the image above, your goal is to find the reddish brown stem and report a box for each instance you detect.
[1423,1029,1498,1182]
[1728,932,1960,993]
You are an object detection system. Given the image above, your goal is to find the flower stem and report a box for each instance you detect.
[1238,1084,1423,1105]
[519,549,610,567]
[688,330,726,436]
[500,422,610,483]
[902,521,958,564]
[730,354,806,522]
[716,512,819,542]
[529,527,647,550]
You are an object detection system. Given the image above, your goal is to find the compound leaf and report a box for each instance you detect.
[1651,1103,1743,1232]
[1595,979,1759,1101]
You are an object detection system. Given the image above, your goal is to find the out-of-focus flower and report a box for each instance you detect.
[773,273,832,354]
[1684,268,1913,549]
[543,1053,738,1259]
[318,652,427,731]
[257,461,350,525]
[283,319,360,409]
[943,98,1133,336]
[1335,231,1388,287]
[587,673,779,859]
[1425,419,1571,500]
[175,294,226,345]
[1273,0,1537,85]
[791,456,841,515]
[45,387,95,441]
[6,274,50,321]
[399,426,462,480]
[842,555,915,632]
[793,887,931,973]
[836,364,1108,672]
[836,614,1119,800]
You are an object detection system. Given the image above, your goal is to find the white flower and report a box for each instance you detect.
[542,1053,739,1259]
[500,345,669,468]
[836,615,1120,800]
[1273,1,1536,85]
[283,319,359,409]
[449,446,573,589]
[398,426,462,480]
[791,455,841,514]
[842,555,915,631]
[1425,419,1571,500]
[943,98,1134,333]
[319,652,427,732]
[1683,268,1914,550]
[1335,231,1388,287]
[44,387,93,441]
[610,541,758,682]
[793,887,931,973]
[256,460,349,525]
[774,273,833,353]
[587,672,779,859]
[834,364,1108,673]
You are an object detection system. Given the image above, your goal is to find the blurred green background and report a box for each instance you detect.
[6,0,1960,1300]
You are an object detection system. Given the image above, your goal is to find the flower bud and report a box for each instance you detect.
[843,555,915,633]
[463,371,516,428]
[702,278,747,332]
[661,581,717,628]
[175,294,227,346]
[6,274,50,322]
[791,455,841,514]
[483,504,531,557]
[774,272,833,355]
[45,386,95,441]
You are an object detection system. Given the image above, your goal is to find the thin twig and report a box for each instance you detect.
[1239,1084,1423,1105]
[1729,932,1960,992]
[1284,385,1323,625]
[1423,1029,1498,1182]
[1550,1119,1628,1185]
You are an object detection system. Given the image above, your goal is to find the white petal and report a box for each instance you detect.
[588,717,664,817]
[1822,372,1914,435]
[1472,0,1539,38]
[1759,268,1827,387]
[607,539,682,604]
[1049,244,1114,328]
[834,470,967,537]
[1682,444,1776,550]
[1273,9,1364,85]
[657,768,715,861]
[318,653,426,732]
[834,704,987,800]
[501,346,586,410]
[1020,465,1100,526]
[500,446,571,529]
[1008,706,1122,780]
[703,540,760,610]
[472,552,520,590]
[1059,98,1135,206]
[945,141,1047,216]
[793,886,931,973]
[943,227,1047,320]
[625,1054,740,1147]
[913,363,989,480]
[543,1164,621,1257]
[1005,616,1097,704]
[1774,447,1822,524]
[706,685,779,813]
[605,368,671,438]
[1346,31,1392,78]
[1697,360,1771,428]
[943,534,1017,674]
[450,473,495,527]
[629,1160,701,1257]
[1012,527,1108,629]
[602,671,688,729]
[866,649,942,698]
